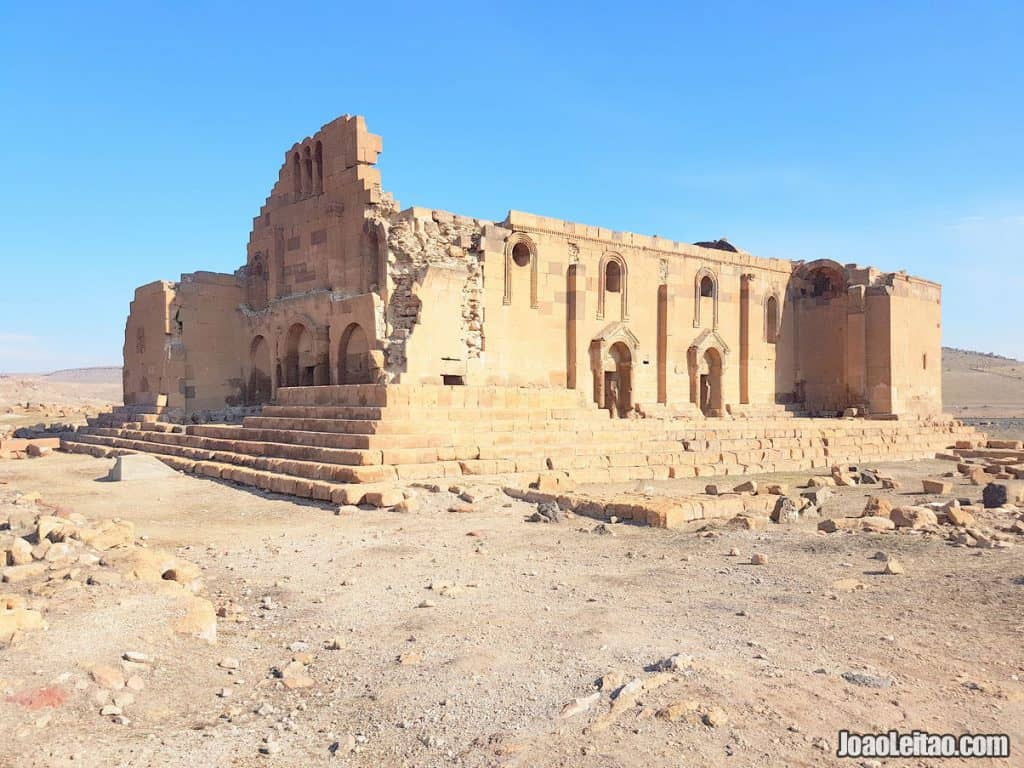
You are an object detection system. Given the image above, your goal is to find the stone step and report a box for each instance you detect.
[68,418,972,489]
[255,404,614,425]
[191,424,374,450]
[88,427,384,467]
[274,384,599,410]
[64,433,396,484]
[61,437,402,506]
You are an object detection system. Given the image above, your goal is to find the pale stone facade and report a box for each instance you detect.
[122,114,942,421]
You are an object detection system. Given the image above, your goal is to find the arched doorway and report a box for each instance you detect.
[249,335,273,404]
[337,323,373,384]
[700,348,724,417]
[283,323,315,387]
[604,341,633,418]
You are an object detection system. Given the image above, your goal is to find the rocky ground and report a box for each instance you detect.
[1,451,1022,768]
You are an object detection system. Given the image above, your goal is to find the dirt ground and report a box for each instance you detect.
[1,452,1022,768]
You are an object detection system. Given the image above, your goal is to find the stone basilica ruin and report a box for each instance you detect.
[65,115,974,510]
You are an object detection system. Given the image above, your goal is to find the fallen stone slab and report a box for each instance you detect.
[106,454,178,482]
[921,479,952,495]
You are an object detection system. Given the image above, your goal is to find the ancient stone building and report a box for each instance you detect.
[66,113,972,509]
[121,114,942,421]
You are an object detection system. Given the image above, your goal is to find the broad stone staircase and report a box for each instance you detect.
[63,385,981,505]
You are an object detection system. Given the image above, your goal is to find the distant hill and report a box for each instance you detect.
[43,366,122,383]
[943,347,1024,418]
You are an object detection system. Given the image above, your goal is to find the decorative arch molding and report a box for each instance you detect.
[597,252,629,321]
[589,321,640,372]
[693,267,719,329]
[687,328,730,372]
[687,328,730,415]
[503,232,538,308]
[589,321,639,415]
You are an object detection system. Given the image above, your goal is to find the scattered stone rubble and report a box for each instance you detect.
[0,485,215,647]
[809,444,1024,549]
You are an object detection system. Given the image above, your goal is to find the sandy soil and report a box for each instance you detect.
[1,452,1022,768]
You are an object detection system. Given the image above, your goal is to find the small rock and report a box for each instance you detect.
[656,700,699,722]
[883,559,905,575]
[771,496,802,524]
[841,671,892,688]
[702,707,728,727]
[922,479,952,495]
[599,670,628,691]
[259,739,282,755]
[559,691,600,718]
[983,483,1010,509]
[125,676,145,692]
[891,507,937,529]
[90,666,125,690]
[862,497,892,518]
[750,553,768,566]
[947,506,976,527]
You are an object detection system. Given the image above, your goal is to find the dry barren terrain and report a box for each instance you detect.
[0,368,121,437]
[1,452,1023,768]
[1,356,1024,766]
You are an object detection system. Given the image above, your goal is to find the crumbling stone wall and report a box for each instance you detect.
[372,199,487,381]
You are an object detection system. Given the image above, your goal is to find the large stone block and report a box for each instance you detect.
[106,454,178,481]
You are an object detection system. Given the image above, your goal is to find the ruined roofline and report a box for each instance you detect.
[391,205,493,228]
[792,259,942,290]
[500,209,794,275]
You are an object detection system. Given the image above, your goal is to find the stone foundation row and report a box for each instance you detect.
[63,386,981,504]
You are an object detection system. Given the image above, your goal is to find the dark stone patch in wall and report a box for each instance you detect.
[310,229,327,246]
[287,237,301,251]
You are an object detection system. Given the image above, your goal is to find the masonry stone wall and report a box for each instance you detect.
[119,113,946,420]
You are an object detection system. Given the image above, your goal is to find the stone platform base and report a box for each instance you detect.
[62,385,981,505]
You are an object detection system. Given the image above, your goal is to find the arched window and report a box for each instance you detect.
[605,261,622,293]
[693,268,718,328]
[765,294,780,343]
[597,253,628,320]
[292,152,302,197]
[503,234,538,307]
[303,146,313,197]
[511,241,531,267]
[314,141,324,194]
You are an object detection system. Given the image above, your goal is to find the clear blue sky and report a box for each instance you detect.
[1,1,1021,372]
